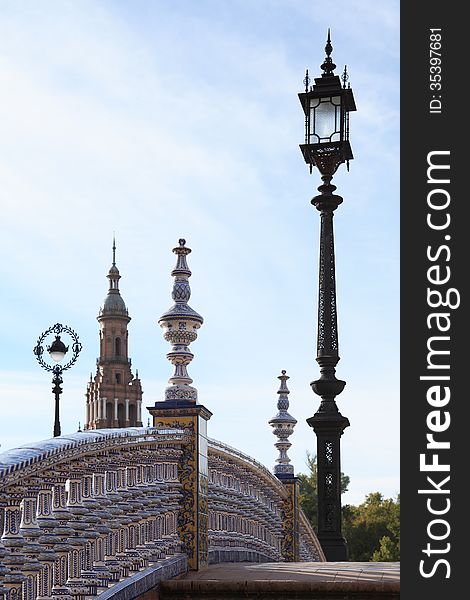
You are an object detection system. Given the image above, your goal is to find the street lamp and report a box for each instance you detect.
[299,30,356,177]
[33,323,82,437]
[298,31,356,561]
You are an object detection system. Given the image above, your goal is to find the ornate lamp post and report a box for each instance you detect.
[298,31,356,561]
[33,323,82,437]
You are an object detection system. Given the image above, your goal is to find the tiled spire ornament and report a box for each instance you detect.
[150,238,212,570]
[159,239,203,403]
[269,370,297,475]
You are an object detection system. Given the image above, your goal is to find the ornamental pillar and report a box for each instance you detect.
[148,239,212,571]
[269,371,300,562]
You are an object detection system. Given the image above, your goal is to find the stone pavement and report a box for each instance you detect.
[158,561,400,598]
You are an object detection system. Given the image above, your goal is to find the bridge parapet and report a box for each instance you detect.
[0,428,324,600]
[207,439,324,564]
[208,439,284,564]
[0,428,185,600]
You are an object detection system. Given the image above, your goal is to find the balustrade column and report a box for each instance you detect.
[64,473,87,592]
[20,489,40,537]
[142,461,165,560]
[90,469,112,577]
[133,462,153,554]
[101,469,122,581]
[81,467,108,585]
[65,470,100,595]
[124,460,150,571]
[36,472,72,600]
[51,478,68,521]
[1,488,27,577]
[0,497,27,600]
[3,487,43,600]
[36,482,56,531]
[1,490,24,546]
[106,464,132,578]
[19,483,43,600]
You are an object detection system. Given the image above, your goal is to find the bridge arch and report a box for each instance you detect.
[0,428,323,600]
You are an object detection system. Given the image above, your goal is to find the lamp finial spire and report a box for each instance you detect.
[321,28,336,76]
[342,65,349,89]
[303,68,310,92]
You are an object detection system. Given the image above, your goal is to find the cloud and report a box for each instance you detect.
[0,1,399,504]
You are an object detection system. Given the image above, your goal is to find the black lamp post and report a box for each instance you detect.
[33,323,82,437]
[298,31,356,561]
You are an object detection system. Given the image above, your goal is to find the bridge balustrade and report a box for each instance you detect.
[208,439,323,564]
[0,428,324,600]
[208,439,284,563]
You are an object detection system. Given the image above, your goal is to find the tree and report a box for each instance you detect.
[342,493,400,561]
[298,452,349,531]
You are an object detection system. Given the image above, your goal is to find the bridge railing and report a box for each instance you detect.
[0,428,186,600]
[208,439,324,564]
[0,428,324,600]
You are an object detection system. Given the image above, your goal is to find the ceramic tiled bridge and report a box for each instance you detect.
[0,427,330,600]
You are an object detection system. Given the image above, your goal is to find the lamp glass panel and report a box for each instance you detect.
[309,96,342,143]
[49,351,65,362]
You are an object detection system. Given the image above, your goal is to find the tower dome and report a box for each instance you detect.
[99,239,129,320]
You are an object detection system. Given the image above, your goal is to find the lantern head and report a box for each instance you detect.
[299,31,356,176]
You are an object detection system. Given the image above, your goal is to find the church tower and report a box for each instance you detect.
[85,240,143,429]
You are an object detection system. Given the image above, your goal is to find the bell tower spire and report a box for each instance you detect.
[85,240,143,430]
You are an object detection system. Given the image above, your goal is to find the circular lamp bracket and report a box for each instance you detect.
[33,323,82,374]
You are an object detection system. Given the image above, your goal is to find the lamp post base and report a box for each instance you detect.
[318,535,349,561]
[307,407,349,563]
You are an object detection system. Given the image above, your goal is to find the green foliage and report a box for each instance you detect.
[298,454,400,561]
[343,493,400,561]
[372,535,400,562]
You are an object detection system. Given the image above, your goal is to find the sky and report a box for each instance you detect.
[0,0,399,506]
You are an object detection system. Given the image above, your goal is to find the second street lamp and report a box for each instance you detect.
[299,31,356,561]
[33,323,82,437]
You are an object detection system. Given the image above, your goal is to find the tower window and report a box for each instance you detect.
[117,403,125,427]
[115,337,121,356]
[115,373,121,384]
[106,402,113,426]
[129,403,136,426]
